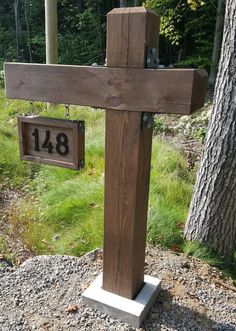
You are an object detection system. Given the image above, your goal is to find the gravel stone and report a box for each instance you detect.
[0,247,235,330]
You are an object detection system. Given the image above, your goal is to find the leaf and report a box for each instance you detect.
[171,245,182,253]
[65,304,78,313]
[176,221,185,229]
[89,202,99,208]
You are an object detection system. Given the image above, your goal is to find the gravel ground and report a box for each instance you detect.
[0,247,235,331]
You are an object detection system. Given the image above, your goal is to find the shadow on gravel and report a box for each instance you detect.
[143,289,235,331]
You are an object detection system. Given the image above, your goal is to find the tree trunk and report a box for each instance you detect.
[185,0,236,261]
[45,0,58,64]
[45,0,58,109]
[208,0,225,87]
[120,0,127,7]
[14,0,20,61]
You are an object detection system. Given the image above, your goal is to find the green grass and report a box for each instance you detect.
[0,90,105,255]
[183,240,221,266]
[183,241,236,284]
[0,89,195,256]
[148,141,194,249]
[0,236,13,261]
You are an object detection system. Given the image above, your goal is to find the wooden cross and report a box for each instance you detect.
[5,7,207,300]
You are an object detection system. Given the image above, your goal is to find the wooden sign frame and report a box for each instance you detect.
[18,116,85,170]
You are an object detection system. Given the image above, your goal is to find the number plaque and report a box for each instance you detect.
[18,116,85,170]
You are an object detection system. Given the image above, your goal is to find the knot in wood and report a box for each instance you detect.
[106,95,121,108]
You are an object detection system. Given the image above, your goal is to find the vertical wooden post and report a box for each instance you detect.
[45,0,58,64]
[103,8,160,299]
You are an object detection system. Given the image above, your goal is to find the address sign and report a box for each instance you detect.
[18,116,85,170]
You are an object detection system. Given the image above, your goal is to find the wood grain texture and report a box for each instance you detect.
[104,111,153,298]
[4,63,207,114]
[107,7,160,68]
[103,7,158,299]
[18,117,84,170]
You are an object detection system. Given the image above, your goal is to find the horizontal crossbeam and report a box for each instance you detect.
[5,63,207,114]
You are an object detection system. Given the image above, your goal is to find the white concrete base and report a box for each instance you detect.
[82,273,161,328]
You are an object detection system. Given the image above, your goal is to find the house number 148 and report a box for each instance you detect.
[32,128,69,156]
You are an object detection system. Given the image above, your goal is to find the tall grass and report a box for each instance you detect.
[148,140,194,249]
[0,89,195,256]
[0,90,38,187]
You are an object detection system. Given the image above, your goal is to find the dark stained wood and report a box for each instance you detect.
[103,7,158,299]
[4,63,207,115]
[191,69,208,111]
[18,117,84,170]
[106,7,160,68]
[104,111,153,298]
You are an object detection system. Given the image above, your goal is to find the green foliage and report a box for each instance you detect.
[173,106,211,143]
[153,116,173,135]
[0,2,16,64]
[187,0,205,11]
[58,0,106,65]
[0,0,112,70]
[0,0,217,72]
[159,8,182,46]
[153,105,211,143]
[0,67,4,88]
[144,0,217,70]
[175,53,212,69]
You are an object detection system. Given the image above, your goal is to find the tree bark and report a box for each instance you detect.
[208,0,225,87]
[185,0,236,261]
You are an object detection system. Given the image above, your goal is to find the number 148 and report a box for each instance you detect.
[32,128,69,156]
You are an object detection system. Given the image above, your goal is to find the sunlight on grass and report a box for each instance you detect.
[1,89,195,256]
